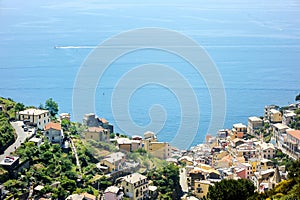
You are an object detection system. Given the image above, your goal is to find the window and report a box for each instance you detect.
[136,190,139,197]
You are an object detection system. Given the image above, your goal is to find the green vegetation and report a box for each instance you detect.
[207,179,255,200]
[147,163,182,200]
[0,112,15,153]
[45,98,59,117]
[290,115,300,130]
[295,109,300,115]
[3,139,102,199]
[295,93,300,101]
[0,97,17,153]
[127,148,167,173]
[271,149,294,167]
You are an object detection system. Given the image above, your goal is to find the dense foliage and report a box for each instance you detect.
[0,112,15,152]
[147,164,182,200]
[207,179,255,200]
[0,97,17,153]
[295,93,300,101]
[45,98,59,117]
[3,139,102,199]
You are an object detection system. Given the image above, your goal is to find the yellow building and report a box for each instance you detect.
[117,138,142,152]
[269,109,282,123]
[179,156,194,166]
[260,159,274,171]
[121,173,148,200]
[143,131,170,159]
[98,152,126,173]
[147,142,170,159]
[248,158,259,173]
[193,180,211,199]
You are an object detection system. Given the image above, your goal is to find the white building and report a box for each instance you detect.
[247,116,263,136]
[16,108,50,129]
[282,110,296,126]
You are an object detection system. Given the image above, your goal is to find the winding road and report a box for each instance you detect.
[0,121,33,161]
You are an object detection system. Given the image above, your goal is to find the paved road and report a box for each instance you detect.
[0,121,31,161]
[180,167,189,193]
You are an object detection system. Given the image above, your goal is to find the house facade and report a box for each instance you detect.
[16,108,50,129]
[104,186,124,200]
[256,142,275,159]
[269,109,282,123]
[193,180,211,199]
[147,142,170,159]
[44,122,64,145]
[231,123,247,139]
[143,131,170,159]
[282,110,296,126]
[117,138,142,152]
[120,173,148,200]
[98,152,126,173]
[247,116,263,136]
[84,126,110,142]
[286,129,300,159]
[83,113,114,133]
[272,123,290,148]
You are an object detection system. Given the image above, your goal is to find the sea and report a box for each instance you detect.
[1,0,300,149]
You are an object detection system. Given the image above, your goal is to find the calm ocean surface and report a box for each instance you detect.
[1,0,300,149]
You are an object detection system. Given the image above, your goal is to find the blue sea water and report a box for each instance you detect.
[1,0,300,149]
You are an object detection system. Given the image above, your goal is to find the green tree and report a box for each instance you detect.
[14,102,25,112]
[295,109,300,115]
[61,118,71,131]
[287,159,300,182]
[207,179,255,200]
[296,93,300,101]
[45,98,59,117]
[147,164,182,199]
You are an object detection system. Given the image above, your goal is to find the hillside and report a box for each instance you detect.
[0,97,17,153]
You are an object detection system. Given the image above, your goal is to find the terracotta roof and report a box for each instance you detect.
[99,118,108,123]
[287,129,300,140]
[44,122,61,131]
